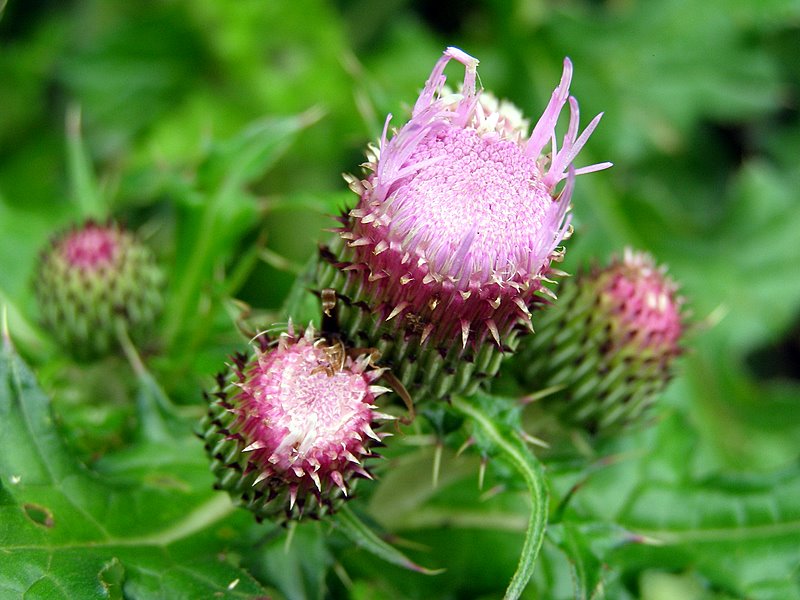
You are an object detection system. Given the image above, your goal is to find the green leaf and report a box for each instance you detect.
[0,196,69,358]
[683,335,800,471]
[65,105,107,220]
[164,111,321,350]
[664,162,800,352]
[548,523,605,600]
[335,505,444,576]
[571,413,800,600]
[245,522,332,600]
[279,253,324,326]
[98,558,125,600]
[0,326,79,484]
[0,324,275,598]
[115,323,187,445]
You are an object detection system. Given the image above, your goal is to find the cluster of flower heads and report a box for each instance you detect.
[35,220,163,359]
[198,47,685,520]
[32,48,685,524]
[319,47,612,403]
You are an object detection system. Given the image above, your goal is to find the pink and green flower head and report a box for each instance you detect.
[339,47,611,350]
[200,324,393,521]
[517,249,685,435]
[35,220,164,358]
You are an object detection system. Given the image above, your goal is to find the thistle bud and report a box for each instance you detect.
[318,47,610,403]
[34,220,163,359]
[199,325,392,522]
[516,249,685,435]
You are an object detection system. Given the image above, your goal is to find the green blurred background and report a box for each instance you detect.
[1,1,800,598]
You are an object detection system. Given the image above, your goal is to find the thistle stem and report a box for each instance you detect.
[451,396,549,600]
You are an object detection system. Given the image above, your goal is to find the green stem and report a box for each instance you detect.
[451,396,549,600]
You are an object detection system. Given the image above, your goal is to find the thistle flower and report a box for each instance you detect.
[199,325,392,521]
[319,47,610,402]
[35,220,163,358]
[516,249,685,435]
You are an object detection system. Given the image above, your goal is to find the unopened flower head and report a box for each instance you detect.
[35,220,164,358]
[320,47,610,401]
[516,249,685,435]
[199,324,392,521]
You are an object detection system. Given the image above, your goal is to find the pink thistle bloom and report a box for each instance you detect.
[517,249,685,434]
[339,47,611,350]
[35,220,163,358]
[200,325,393,521]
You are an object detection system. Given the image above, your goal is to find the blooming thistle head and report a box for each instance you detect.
[517,249,685,435]
[320,47,610,401]
[35,220,164,359]
[318,48,610,400]
[199,324,393,522]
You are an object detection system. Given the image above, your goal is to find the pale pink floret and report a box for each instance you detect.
[342,48,610,347]
[604,248,683,349]
[61,223,119,270]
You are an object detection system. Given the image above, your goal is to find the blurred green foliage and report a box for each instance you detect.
[1,0,800,598]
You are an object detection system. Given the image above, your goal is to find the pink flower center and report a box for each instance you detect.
[384,127,556,283]
[245,344,374,472]
[606,271,682,349]
[61,227,118,270]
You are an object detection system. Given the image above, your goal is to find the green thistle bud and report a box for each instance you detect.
[199,325,393,522]
[34,220,164,359]
[516,249,685,435]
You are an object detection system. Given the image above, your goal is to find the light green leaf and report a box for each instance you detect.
[65,105,107,220]
[335,505,444,576]
[164,111,320,350]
